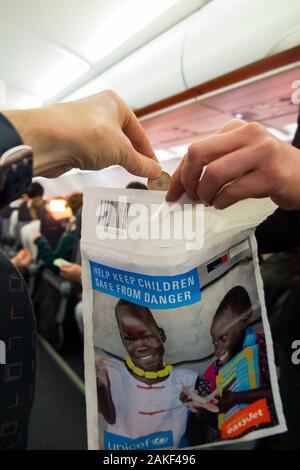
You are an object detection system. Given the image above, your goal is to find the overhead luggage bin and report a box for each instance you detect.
[183,0,300,88]
[267,27,300,55]
[63,16,193,110]
[64,0,300,111]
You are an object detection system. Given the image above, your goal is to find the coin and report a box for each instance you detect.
[148,171,171,191]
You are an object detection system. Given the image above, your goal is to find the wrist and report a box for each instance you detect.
[2,107,75,178]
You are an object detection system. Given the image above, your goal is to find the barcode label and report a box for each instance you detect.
[97,200,130,231]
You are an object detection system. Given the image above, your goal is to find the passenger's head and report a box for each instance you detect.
[115,299,166,371]
[210,286,253,365]
[26,182,44,199]
[66,192,83,215]
[30,197,43,220]
[126,182,148,190]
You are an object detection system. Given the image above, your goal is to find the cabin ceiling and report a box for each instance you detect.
[141,66,300,150]
[0,0,207,108]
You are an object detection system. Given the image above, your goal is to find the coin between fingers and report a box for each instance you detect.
[148,171,171,191]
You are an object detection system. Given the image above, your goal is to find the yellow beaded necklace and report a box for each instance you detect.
[125,355,173,379]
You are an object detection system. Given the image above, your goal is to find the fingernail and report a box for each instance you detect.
[148,162,161,178]
[166,192,175,202]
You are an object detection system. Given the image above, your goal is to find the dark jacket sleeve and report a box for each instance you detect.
[255,208,300,254]
[35,232,75,272]
[255,111,300,254]
[292,111,300,148]
[0,114,32,210]
[0,113,23,155]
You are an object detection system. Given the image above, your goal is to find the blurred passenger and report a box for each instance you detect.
[34,193,83,272]
[20,196,43,259]
[65,192,83,227]
[0,204,16,245]
[70,206,82,264]
[40,201,65,249]
[60,262,82,282]
[26,182,44,199]
[60,263,83,336]
[126,181,148,190]
[9,182,44,238]
[11,248,32,270]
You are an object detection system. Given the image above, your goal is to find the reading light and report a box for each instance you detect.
[48,198,73,220]
[49,198,67,213]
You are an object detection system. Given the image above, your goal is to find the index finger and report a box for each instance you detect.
[178,126,249,200]
[166,119,246,202]
[167,120,247,202]
[166,157,185,202]
[216,118,245,134]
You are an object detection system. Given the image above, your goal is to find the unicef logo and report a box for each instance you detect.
[151,436,168,446]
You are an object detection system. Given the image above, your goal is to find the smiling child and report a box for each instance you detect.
[95,299,198,448]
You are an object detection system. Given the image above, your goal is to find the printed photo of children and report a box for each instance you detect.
[94,284,279,449]
[91,243,283,449]
[181,285,278,446]
[95,299,198,448]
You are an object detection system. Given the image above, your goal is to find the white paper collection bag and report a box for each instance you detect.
[81,187,286,450]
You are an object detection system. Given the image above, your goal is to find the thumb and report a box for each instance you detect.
[120,136,161,178]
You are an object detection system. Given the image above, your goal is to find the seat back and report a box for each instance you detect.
[33,268,71,350]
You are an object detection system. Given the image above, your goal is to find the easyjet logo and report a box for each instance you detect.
[221,399,271,439]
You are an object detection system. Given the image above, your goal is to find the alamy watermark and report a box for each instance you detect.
[95,196,204,250]
[291,340,300,365]
[0,339,6,365]
[291,80,300,105]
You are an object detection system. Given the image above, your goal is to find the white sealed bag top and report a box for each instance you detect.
[81,187,285,450]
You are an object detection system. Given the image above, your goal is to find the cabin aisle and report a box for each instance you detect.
[28,342,87,450]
